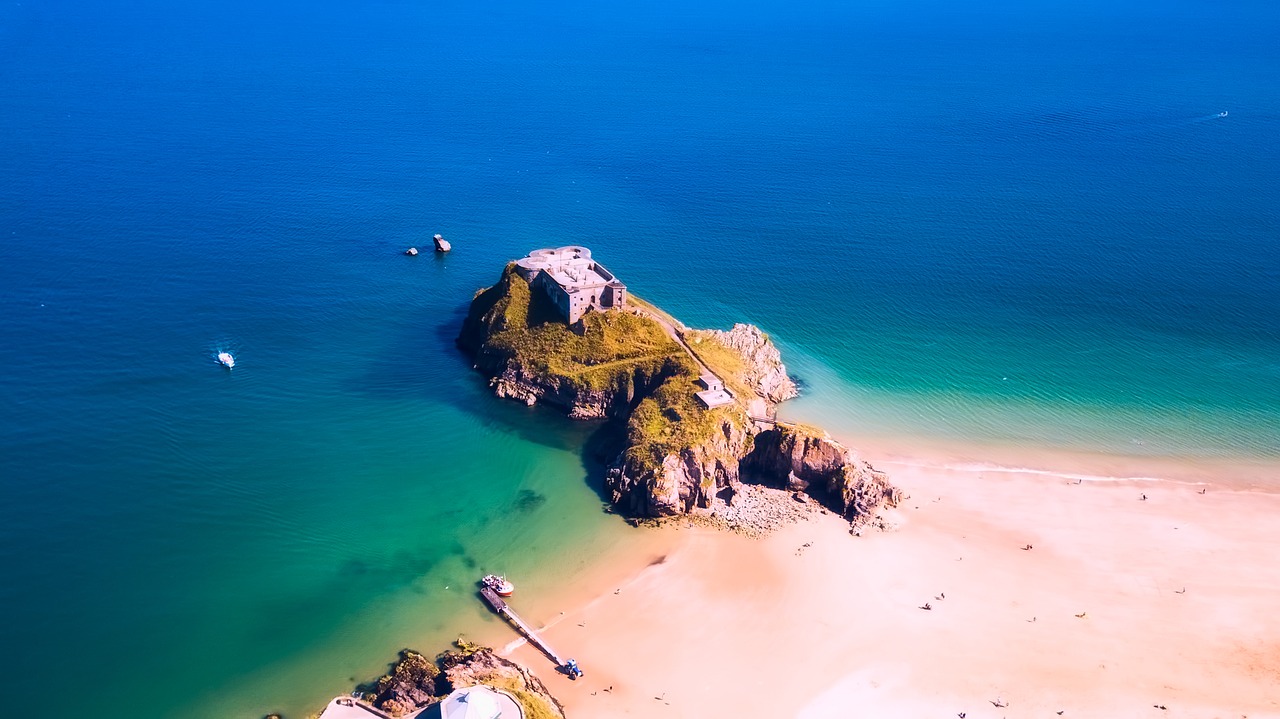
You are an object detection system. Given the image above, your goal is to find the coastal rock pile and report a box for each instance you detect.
[700,482,826,536]
[369,650,441,715]
[361,644,564,718]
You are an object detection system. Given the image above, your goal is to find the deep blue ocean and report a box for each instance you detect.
[2,1,1277,717]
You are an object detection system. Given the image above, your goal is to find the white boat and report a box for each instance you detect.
[481,574,514,596]
[218,352,235,369]
[1219,111,1228,117]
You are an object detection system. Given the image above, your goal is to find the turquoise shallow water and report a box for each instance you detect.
[1,1,1278,717]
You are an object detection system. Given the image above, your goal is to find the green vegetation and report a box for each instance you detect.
[461,266,685,392]
[779,421,829,438]
[681,330,757,400]
[622,359,745,474]
[461,266,752,478]
[486,675,564,719]
[628,293,683,329]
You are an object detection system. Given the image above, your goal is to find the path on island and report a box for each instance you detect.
[630,303,713,378]
[631,303,776,426]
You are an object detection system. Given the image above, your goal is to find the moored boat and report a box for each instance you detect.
[481,574,514,596]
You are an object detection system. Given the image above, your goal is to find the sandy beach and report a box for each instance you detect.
[495,447,1280,718]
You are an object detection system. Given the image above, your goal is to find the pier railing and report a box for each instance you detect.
[479,587,565,667]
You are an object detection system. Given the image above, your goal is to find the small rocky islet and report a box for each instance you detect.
[457,254,901,533]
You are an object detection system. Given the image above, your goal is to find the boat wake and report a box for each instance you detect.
[1118,111,1231,136]
[1190,111,1229,123]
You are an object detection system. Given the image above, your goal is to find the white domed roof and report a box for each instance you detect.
[442,686,504,719]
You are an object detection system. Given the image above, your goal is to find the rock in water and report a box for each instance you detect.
[405,247,419,256]
[433,234,452,252]
[371,650,441,713]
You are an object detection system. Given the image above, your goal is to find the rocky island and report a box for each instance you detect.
[457,247,900,531]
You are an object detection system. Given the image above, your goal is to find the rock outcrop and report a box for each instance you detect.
[369,650,441,716]
[358,644,564,719]
[699,323,799,404]
[440,647,565,719]
[605,407,753,516]
[744,424,902,527]
[487,357,677,420]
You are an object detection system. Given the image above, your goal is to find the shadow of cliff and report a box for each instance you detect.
[345,302,602,454]
[579,419,629,508]
[345,299,647,518]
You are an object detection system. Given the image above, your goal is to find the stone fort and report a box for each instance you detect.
[514,246,628,323]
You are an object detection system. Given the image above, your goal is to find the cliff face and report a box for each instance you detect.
[605,408,754,516]
[744,425,902,527]
[488,356,677,420]
[698,323,799,404]
[458,263,900,531]
[457,265,691,420]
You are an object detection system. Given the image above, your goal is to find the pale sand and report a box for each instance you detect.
[495,453,1280,718]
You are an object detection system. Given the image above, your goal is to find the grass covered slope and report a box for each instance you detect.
[459,264,688,395]
[623,376,749,474]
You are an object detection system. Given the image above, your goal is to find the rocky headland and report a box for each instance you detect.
[354,642,564,718]
[457,264,900,532]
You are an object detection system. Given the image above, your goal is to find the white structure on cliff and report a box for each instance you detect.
[694,373,734,409]
[514,246,627,324]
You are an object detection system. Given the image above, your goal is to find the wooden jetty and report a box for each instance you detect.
[479,586,564,666]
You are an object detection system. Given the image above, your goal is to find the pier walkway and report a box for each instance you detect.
[480,587,565,667]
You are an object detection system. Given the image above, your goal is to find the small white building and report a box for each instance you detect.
[695,373,734,409]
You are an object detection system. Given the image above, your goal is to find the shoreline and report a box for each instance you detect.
[490,439,1280,718]
[821,426,1280,490]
